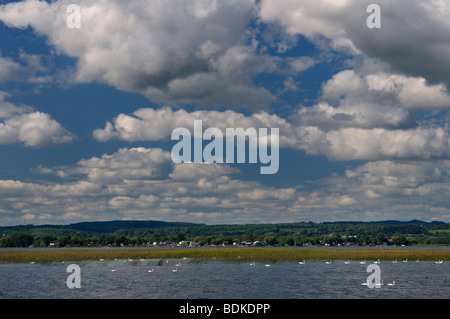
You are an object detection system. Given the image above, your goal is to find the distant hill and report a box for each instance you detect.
[0,220,203,234]
[322,219,446,225]
[0,219,446,236]
[49,220,203,233]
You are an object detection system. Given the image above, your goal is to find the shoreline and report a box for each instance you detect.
[0,247,449,264]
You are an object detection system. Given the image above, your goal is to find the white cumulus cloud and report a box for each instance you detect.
[0,92,76,147]
[0,0,285,110]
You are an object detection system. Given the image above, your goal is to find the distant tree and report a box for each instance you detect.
[150,233,161,243]
[391,235,409,246]
[38,234,54,247]
[194,236,208,246]
[242,233,257,242]
[324,234,343,246]
[294,236,306,246]
[177,233,186,242]
[58,235,72,247]
[371,233,387,245]
[1,232,34,247]
[71,236,87,247]
[265,236,279,246]
[99,234,118,246]
[360,235,370,245]
[286,237,295,246]
[210,237,224,245]
[223,237,234,245]
[115,235,128,246]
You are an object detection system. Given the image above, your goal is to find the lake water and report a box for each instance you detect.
[0,258,448,299]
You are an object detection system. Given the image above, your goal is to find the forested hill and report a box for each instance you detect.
[0,220,202,235]
[0,219,447,236]
[46,220,202,233]
[322,219,446,225]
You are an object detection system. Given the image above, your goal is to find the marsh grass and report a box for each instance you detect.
[0,248,448,264]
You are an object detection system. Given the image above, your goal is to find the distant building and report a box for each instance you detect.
[251,241,265,247]
[178,240,200,247]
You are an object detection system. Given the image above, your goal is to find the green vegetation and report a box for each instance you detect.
[0,219,448,248]
[0,231,34,247]
[0,248,449,264]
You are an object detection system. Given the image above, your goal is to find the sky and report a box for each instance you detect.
[1,0,450,226]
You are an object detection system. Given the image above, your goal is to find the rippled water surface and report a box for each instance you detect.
[0,258,448,299]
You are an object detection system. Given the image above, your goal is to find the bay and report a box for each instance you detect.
[0,258,448,299]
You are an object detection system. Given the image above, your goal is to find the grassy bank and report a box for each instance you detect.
[0,247,449,264]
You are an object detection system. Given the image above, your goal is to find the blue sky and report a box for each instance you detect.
[1,0,450,225]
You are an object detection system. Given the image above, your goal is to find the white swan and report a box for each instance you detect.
[148,269,154,272]
[403,258,408,262]
[325,260,331,264]
[375,280,384,287]
[361,282,369,286]
[249,261,256,266]
[172,267,178,272]
[265,264,271,267]
[373,259,380,264]
[110,269,116,272]
[360,260,366,264]
[387,281,396,286]
[392,259,398,263]
[435,260,443,264]
[344,260,351,264]
[299,260,306,264]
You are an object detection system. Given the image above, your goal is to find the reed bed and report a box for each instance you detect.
[0,247,448,264]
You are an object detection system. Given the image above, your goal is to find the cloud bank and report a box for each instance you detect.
[2,147,448,225]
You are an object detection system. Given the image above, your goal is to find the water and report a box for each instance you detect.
[0,259,448,299]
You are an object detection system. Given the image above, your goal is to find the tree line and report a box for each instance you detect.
[1,228,448,248]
